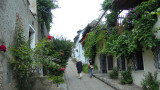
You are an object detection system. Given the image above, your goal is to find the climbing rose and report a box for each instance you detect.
[60,68,66,71]
[0,45,6,52]
[48,35,52,40]
[62,52,64,55]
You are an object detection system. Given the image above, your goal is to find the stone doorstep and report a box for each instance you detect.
[92,73,142,90]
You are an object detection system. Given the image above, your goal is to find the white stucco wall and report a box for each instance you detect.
[74,30,88,64]
[132,48,160,87]
[95,53,100,71]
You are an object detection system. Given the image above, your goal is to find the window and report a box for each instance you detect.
[107,55,113,70]
[117,55,126,71]
[132,48,144,70]
[29,24,35,49]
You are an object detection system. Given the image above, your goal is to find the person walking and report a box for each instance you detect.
[76,60,83,79]
[88,60,93,78]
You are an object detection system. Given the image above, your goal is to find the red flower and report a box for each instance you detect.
[59,68,66,71]
[62,52,64,55]
[48,35,52,40]
[0,45,6,52]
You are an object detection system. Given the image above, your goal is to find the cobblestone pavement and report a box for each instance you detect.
[65,60,114,90]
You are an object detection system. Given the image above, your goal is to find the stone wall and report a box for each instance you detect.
[0,0,38,89]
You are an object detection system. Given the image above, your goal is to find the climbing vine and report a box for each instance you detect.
[37,0,58,31]
[101,0,160,58]
[9,14,33,90]
[83,0,160,60]
[84,31,96,59]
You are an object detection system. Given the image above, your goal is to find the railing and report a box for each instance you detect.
[116,14,128,34]
[117,15,126,26]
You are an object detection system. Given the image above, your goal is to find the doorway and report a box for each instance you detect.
[100,54,107,73]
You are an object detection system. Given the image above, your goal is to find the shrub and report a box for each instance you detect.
[108,67,118,79]
[141,72,159,90]
[47,75,65,84]
[93,65,98,70]
[83,64,89,73]
[120,67,133,84]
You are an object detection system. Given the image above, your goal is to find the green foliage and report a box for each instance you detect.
[122,8,137,30]
[108,67,118,79]
[120,67,133,84]
[84,0,160,62]
[34,37,73,76]
[84,32,96,59]
[52,38,74,66]
[102,0,112,10]
[133,14,158,49]
[106,11,118,27]
[102,0,160,58]
[135,0,160,19]
[93,65,98,70]
[48,75,65,84]
[37,0,58,31]
[9,18,33,90]
[104,27,119,55]
[95,26,107,53]
[123,0,160,30]
[83,64,89,73]
[141,72,159,90]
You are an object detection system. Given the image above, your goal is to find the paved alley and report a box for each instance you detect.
[65,60,114,90]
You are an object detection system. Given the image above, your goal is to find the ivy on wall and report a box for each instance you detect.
[84,0,160,60]
[37,0,58,31]
[84,32,96,60]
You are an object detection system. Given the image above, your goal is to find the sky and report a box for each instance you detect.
[49,0,105,41]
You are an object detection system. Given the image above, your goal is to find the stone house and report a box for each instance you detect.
[0,0,38,89]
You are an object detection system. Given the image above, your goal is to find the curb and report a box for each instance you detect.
[64,71,69,90]
[92,74,119,90]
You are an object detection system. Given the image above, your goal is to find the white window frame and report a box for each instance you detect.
[29,24,35,49]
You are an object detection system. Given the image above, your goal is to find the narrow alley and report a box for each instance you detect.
[65,60,114,90]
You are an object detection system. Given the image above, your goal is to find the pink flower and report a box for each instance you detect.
[0,45,6,52]
[146,85,150,89]
[62,52,64,55]
[48,35,52,40]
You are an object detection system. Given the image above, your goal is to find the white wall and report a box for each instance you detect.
[132,48,160,87]
[74,30,88,64]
